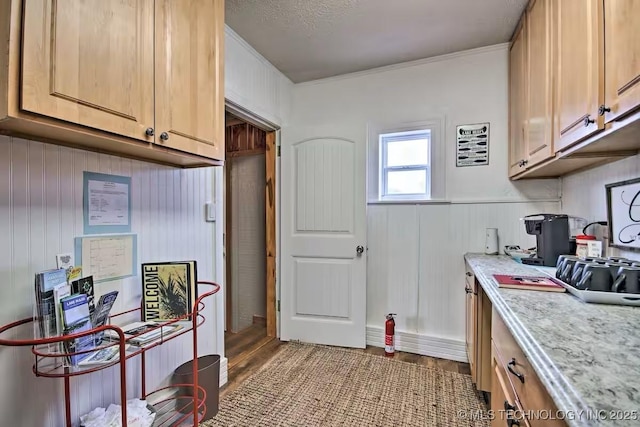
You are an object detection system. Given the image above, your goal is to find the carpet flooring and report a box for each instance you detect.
[204,343,490,427]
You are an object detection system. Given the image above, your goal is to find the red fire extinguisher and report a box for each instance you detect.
[385,313,396,357]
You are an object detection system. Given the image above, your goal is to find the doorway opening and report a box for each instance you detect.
[224,111,277,370]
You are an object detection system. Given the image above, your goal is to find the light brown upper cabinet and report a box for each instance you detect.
[508,19,528,178]
[525,0,554,167]
[554,0,604,152]
[154,0,225,160]
[22,0,156,142]
[0,0,224,167]
[603,0,640,123]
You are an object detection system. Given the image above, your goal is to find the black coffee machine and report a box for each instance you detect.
[521,214,572,267]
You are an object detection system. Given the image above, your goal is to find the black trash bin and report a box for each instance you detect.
[172,355,220,421]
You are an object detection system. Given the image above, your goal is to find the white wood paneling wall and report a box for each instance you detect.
[562,154,640,260]
[229,155,266,332]
[366,201,560,357]
[0,136,223,426]
[225,25,293,126]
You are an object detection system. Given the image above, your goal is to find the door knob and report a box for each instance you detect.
[356,245,364,256]
[160,132,169,141]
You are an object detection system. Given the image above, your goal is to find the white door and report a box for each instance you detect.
[281,124,367,348]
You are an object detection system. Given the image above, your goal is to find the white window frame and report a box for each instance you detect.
[367,118,446,203]
[379,129,431,200]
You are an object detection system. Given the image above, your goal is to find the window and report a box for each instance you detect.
[368,118,444,203]
[379,130,431,200]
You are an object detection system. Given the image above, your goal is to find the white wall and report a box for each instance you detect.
[290,45,561,358]
[0,136,224,426]
[229,155,266,332]
[562,154,640,261]
[225,25,293,126]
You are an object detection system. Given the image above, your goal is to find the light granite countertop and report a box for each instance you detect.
[464,253,640,427]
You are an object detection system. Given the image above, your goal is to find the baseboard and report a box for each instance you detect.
[219,356,228,387]
[252,315,266,325]
[366,326,468,363]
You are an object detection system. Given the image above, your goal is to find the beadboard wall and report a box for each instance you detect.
[0,136,223,426]
[290,44,561,359]
[366,201,559,360]
[562,154,640,261]
[225,25,293,126]
[229,155,266,332]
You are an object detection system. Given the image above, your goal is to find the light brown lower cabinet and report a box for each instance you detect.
[492,310,566,427]
[492,359,530,427]
[465,262,492,392]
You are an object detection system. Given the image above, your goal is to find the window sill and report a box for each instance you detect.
[367,199,451,205]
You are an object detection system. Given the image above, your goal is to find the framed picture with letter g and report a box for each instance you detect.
[606,177,640,251]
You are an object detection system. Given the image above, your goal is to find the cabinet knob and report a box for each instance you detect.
[160,132,169,141]
[507,417,521,427]
[507,358,525,383]
[583,116,595,127]
[598,105,611,116]
[504,400,517,412]
[145,127,154,137]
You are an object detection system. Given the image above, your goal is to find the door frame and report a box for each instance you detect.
[223,104,279,338]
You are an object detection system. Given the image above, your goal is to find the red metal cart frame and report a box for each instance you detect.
[0,281,220,427]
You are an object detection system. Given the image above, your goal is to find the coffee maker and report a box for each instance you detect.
[521,214,572,267]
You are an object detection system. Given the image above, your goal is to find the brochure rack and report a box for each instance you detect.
[0,281,220,427]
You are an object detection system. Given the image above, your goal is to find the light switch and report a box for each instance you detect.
[206,202,216,222]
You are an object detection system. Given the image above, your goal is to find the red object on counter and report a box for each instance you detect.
[384,313,396,357]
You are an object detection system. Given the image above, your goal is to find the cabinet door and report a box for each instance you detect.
[491,364,530,427]
[555,0,604,151]
[155,0,225,161]
[509,21,528,177]
[526,0,554,167]
[22,0,155,142]
[465,276,476,380]
[603,0,640,122]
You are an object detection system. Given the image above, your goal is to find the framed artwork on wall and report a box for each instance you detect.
[606,177,640,251]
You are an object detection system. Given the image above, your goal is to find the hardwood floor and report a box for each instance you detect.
[220,341,472,399]
[225,323,272,369]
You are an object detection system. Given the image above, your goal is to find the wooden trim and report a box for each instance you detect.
[265,131,277,338]
[476,286,493,392]
[252,315,266,325]
[0,0,12,119]
[0,117,221,167]
[510,10,527,45]
[227,148,265,158]
[225,117,244,127]
[225,160,233,331]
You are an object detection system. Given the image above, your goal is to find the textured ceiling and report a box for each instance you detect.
[226,0,528,83]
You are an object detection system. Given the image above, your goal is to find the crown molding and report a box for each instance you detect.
[296,43,510,87]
